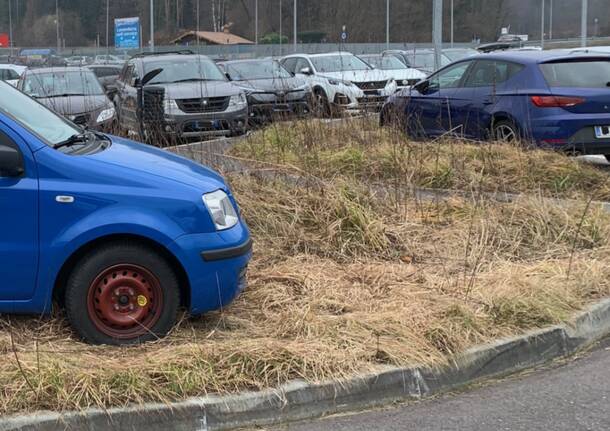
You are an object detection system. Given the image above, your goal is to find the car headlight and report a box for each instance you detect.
[163,99,180,114]
[402,79,410,86]
[328,78,352,87]
[227,93,248,112]
[96,106,116,123]
[202,190,239,231]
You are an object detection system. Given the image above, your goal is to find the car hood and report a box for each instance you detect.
[86,135,226,193]
[231,76,308,92]
[382,68,427,81]
[36,95,110,115]
[152,81,242,100]
[318,69,390,83]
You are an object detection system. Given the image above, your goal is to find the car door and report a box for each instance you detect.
[438,59,479,137]
[116,61,139,131]
[0,124,38,301]
[408,61,472,138]
[460,60,525,139]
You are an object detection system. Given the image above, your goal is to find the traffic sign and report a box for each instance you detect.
[115,17,140,49]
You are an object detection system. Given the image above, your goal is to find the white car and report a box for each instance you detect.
[0,64,26,86]
[94,54,125,65]
[359,54,426,91]
[280,52,398,114]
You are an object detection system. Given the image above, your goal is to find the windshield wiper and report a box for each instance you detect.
[53,132,92,150]
[43,93,87,98]
[173,78,215,83]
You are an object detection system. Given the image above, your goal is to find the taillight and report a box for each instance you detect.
[531,95,585,108]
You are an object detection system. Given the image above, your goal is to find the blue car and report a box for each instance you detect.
[0,81,252,345]
[382,52,610,157]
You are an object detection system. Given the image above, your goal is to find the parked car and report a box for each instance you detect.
[18,67,116,131]
[87,64,123,98]
[0,80,251,345]
[358,54,426,91]
[381,52,610,158]
[383,49,452,74]
[95,54,126,65]
[0,64,26,86]
[66,55,93,66]
[443,48,479,62]
[220,58,312,124]
[281,52,397,114]
[114,52,247,142]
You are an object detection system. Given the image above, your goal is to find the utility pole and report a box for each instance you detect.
[55,0,60,54]
[386,0,390,49]
[279,0,282,56]
[293,0,297,52]
[581,0,588,47]
[432,0,442,72]
[549,0,553,40]
[150,0,155,52]
[106,0,110,56]
[450,0,454,47]
[255,0,258,44]
[541,0,545,49]
[8,0,13,56]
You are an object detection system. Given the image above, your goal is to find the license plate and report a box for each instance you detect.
[594,126,610,139]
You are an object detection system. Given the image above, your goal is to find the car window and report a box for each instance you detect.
[540,60,610,88]
[282,58,297,74]
[464,60,524,87]
[310,55,371,73]
[22,70,105,97]
[0,81,79,146]
[225,60,292,80]
[429,61,472,90]
[294,58,311,74]
[144,56,225,84]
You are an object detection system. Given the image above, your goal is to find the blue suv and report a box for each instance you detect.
[382,52,610,157]
[0,81,252,345]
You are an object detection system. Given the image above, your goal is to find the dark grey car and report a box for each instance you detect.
[219,59,312,125]
[18,67,116,131]
[114,52,248,143]
[87,64,123,98]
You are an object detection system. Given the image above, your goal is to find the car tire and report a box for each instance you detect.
[64,242,180,345]
[491,119,520,143]
[313,89,331,118]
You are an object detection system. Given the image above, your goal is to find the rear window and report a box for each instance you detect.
[540,60,610,88]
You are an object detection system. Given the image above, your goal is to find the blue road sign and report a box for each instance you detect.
[115,17,140,49]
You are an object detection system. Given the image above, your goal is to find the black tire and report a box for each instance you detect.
[491,119,520,143]
[64,242,180,345]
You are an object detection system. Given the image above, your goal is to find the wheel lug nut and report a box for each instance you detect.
[128,288,135,296]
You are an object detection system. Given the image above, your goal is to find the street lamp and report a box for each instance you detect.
[433,0,442,72]
[386,0,390,49]
[150,0,155,52]
[255,0,258,45]
[294,0,297,52]
[450,0,454,47]
[540,0,545,49]
[55,0,60,54]
[8,0,13,55]
[581,0,588,47]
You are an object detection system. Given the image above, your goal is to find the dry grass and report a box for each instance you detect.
[1,169,610,415]
[231,119,610,201]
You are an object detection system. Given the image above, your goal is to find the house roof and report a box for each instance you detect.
[171,31,254,45]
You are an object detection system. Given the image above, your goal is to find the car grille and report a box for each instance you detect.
[354,80,388,91]
[183,119,231,132]
[177,97,230,113]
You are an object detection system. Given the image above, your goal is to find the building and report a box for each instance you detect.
[171,29,254,46]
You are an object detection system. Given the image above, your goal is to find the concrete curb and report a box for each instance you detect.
[3,298,610,431]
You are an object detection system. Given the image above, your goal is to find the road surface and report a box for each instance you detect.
[270,341,610,431]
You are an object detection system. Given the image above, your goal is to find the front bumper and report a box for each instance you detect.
[170,222,252,315]
[163,107,248,139]
[248,99,311,123]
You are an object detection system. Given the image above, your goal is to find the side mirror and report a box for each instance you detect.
[299,67,312,75]
[225,72,232,81]
[0,144,24,177]
[139,68,164,87]
[415,80,431,94]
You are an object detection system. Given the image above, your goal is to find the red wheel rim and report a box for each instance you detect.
[86,264,164,340]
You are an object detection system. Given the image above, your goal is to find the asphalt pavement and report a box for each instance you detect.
[268,341,610,431]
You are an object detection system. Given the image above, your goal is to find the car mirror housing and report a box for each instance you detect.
[140,68,164,87]
[415,80,430,94]
[300,67,313,75]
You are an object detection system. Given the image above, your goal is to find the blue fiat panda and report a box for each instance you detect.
[0,81,252,345]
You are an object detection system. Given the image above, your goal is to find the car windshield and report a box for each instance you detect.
[145,57,226,84]
[411,52,452,69]
[225,60,292,80]
[361,56,407,70]
[311,55,372,73]
[540,60,610,88]
[0,81,79,145]
[22,70,104,97]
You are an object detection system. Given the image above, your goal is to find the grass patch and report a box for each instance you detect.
[231,119,610,201]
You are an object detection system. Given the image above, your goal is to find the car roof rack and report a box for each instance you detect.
[132,50,195,58]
